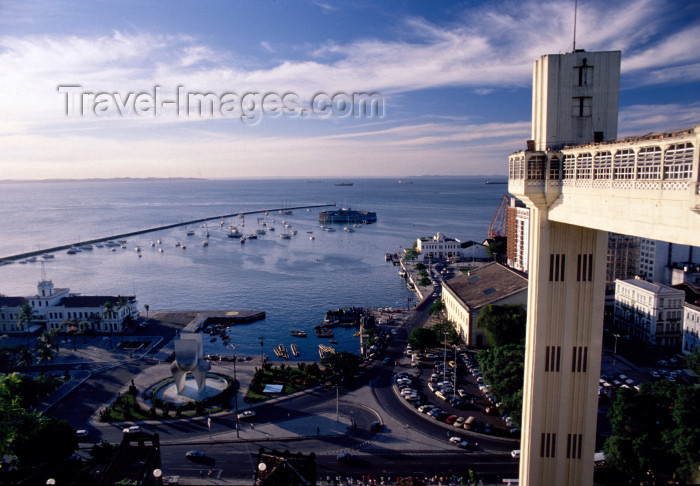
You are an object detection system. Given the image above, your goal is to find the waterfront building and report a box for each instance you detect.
[0,280,138,334]
[441,262,527,347]
[460,240,490,261]
[506,197,530,273]
[613,278,685,348]
[416,232,463,260]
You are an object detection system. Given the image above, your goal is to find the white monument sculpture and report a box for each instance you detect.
[170,333,211,394]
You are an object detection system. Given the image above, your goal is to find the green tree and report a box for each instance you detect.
[144,303,149,318]
[476,344,525,424]
[431,319,460,345]
[428,298,445,316]
[414,262,426,271]
[16,303,37,348]
[478,304,527,347]
[408,327,437,350]
[604,381,700,482]
[418,276,431,287]
[321,351,362,379]
[11,413,77,467]
[485,237,506,260]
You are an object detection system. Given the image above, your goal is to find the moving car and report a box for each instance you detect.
[237,410,256,420]
[122,425,141,434]
[76,429,89,437]
[186,450,206,459]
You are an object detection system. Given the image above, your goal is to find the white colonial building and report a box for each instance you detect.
[441,263,528,347]
[683,302,700,355]
[416,233,462,259]
[613,278,685,348]
[0,280,138,334]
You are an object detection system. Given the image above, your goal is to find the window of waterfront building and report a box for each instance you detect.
[576,153,592,179]
[563,154,576,179]
[593,151,612,179]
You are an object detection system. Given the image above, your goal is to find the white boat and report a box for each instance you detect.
[240,237,246,244]
[309,236,315,240]
[80,244,93,250]
[150,241,155,247]
[290,229,298,235]
[111,247,117,252]
[105,240,119,247]
[202,240,208,247]
[134,246,141,252]
[246,234,257,239]
[158,248,164,253]
[268,226,275,231]
[41,254,54,260]
[25,256,37,262]
[279,233,292,239]
[227,228,241,237]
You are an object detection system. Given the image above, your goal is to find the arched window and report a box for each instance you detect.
[663,142,694,179]
[636,146,662,180]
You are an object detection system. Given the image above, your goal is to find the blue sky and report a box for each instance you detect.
[1,0,699,179]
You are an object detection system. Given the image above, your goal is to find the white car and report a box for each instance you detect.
[237,410,256,420]
[122,425,141,434]
[511,450,521,459]
[76,429,89,437]
[449,436,462,444]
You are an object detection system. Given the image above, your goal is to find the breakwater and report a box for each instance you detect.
[0,203,335,262]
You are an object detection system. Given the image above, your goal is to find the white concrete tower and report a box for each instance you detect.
[532,50,621,151]
[518,50,621,486]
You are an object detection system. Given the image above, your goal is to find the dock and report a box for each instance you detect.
[0,203,335,262]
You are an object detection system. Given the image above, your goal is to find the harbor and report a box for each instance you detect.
[0,202,335,263]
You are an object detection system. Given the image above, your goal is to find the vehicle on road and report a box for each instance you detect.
[448,436,463,444]
[186,450,206,459]
[445,415,458,425]
[76,429,89,437]
[237,410,256,420]
[453,417,465,428]
[418,404,434,413]
[511,450,521,459]
[123,425,141,434]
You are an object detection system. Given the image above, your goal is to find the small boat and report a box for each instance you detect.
[353,331,361,337]
[279,209,292,215]
[202,240,208,247]
[80,244,93,251]
[150,241,155,247]
[95,243,104,248]
[210,337,217,343]
[105,241,119,247]
[120,244,126,249]
[291,344,299,357]
[246,234,257,239]
[268,226,275,231]
[157,239,162,244]
[19,260,27,264]
[240,237,246,244]
[205,229,210,237]
[135,246,141,252]
[290,330,307,337]
[181,245,187,249]
[25,256,37,262]
[111,248,117,252]
[309,236,315,240]
[67,249,77,254]
[227,228,241,237]
[290,230,298,235]
[329,340,338,344]
[159,248,164,253]
[186,230,195,236]
[175,242,181,247]
[279,233,292,239]
[41,254,54,260]
[256,229,266,235]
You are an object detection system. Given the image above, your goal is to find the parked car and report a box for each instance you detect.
[445,415,458,425]
[418,404,435,413]
[457,389,467,398]
[453,416,466,428]
[464,416,476,430]
[237,410,256,420]
[76,429,89,437]
[484,423,493,434]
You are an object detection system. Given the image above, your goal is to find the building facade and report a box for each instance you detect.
[638,239,699,284]
[0,280,138,334]
[606,233,640,298]
[613,278,685,348]
[416,233,463,259]
[506,197,530,273]
[441,263,528,347]
[683,302,700,355]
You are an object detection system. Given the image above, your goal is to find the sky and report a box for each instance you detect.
[1,0,699,179]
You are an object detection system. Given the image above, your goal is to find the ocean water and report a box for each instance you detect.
[0,177,506,359]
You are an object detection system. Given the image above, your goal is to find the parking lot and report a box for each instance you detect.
[392,343,519,442]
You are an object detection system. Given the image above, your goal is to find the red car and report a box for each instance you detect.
[445,415,458,425]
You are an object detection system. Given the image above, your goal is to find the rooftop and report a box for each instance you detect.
[618,278,684,294]
[443,262,527,311]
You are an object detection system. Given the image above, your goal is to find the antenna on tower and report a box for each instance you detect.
[572,0,578,51]
[40,261,47,282]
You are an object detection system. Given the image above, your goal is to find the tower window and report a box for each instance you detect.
[572,97,592,117]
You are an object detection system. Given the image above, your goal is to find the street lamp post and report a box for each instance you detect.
[258,335,265,365]
[453,344,458,399]
[443,331,448,382]
[613,333,620,366]
[334,385,339,422]
[226,343,240,438]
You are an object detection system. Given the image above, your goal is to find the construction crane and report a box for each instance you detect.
[488,195,510,239]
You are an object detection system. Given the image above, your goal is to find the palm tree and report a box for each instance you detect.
[16,303,37,348]
[144,304,149,319]
[16,346,33,367]
[102,301,114,349]
[36,339,54,367]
